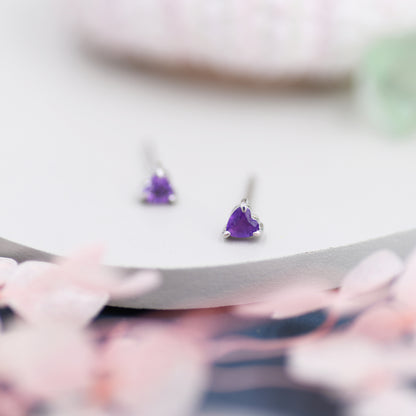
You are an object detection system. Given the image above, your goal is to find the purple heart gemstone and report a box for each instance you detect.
[226,207,260,238]
[143,174,175,204]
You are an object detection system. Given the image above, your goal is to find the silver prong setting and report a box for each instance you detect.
[168,193,176,203]
[240,199,249,213]
[155,167,166,178]
[252,217,263,237]
[223,230,231,239]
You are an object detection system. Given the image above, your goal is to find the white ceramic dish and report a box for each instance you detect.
[1,0,416,309]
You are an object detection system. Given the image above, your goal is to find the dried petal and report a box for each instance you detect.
[233,285,333,319]
[288,336,390,392]
[57,247,161,299]
[349,306,410,342]
[108,270,161,300]
[0,257,17,286]
[0,325,93,399]
[97,330,207,416]
[393,249,416,307]
[3,261,108,327]
[341,251,403,298]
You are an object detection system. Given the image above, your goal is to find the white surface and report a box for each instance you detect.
[1,0,416,270]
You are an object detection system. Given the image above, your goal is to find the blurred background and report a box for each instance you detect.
[1,0,416,415]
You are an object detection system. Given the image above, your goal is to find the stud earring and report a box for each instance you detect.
[223,177,263,239]
[141,143,176,204]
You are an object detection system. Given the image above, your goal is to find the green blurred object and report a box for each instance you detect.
[357,33,416,137]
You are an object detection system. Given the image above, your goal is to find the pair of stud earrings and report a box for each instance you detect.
[140,148,263,240]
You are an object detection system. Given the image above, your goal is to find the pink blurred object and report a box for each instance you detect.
[71,0,416,81]
[288,336,392,394]
[232,284,335,319]
[0,247,160,327]
[0,324,207,416]
[2,246,416,414]
[340,250,403,297]
[229,249,402,322]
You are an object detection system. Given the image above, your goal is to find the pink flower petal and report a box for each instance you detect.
[0,391,27,416]
[331,289,389,316]
[393,249,416,307]
[3,261,108,327]
[0,325,93,400]
[55,246,113,294]
[2,248,159,326]
[233,284,334,319]
[288,336,391,392]
[0,257,17,286]
[340,250,403,298]
[387,346,416,380]
[109,270,161,300]
[57,247,160,299]
[96,330,207,416]
[349,306,410,342]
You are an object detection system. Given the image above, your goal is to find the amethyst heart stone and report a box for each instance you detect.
[224,202,262,239]
[143,174,175,204]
